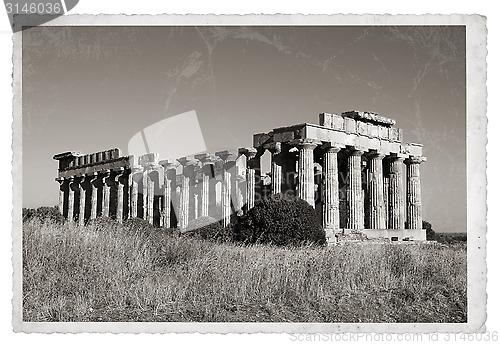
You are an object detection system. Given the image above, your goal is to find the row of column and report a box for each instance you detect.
[258,140,425,231]
[320,146,424,231]
[127,149,260,229]
[56,168,127,225]
[57,144,424,231]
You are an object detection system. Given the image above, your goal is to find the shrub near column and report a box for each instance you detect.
[235,194,326,246]
[185,216,233,243]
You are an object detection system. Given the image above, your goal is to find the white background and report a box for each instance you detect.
[0,1,497,344]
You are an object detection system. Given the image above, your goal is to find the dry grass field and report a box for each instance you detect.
[22,217,467,323]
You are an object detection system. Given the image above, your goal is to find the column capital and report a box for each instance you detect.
[290,138,321,150]
[159,158,178,170]
[238,147,258,160]
[177,156,198,167]
[405,156,427,165]
[130,165,143,174]
[321,143,343,153]
[215,150,236,162]
[263,141,281,154]
[138,153,159,167]
[366,150,386,160]
[346,146,365,157]
[84,172,97,184]
[113,168,125,182]
[55,177,65,183]
[159,160,178,176]
[386,154,405,163]
[194,153,217,165]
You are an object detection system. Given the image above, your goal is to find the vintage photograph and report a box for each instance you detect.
[12,14,487,333]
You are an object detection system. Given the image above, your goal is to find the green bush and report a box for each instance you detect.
[22,206,65,224]
[234,194,326,246]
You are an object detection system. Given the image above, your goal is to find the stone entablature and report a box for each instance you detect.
[54,110,426,242]
[54,149,129,178]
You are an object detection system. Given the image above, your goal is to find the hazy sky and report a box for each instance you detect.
[22,25,466,233]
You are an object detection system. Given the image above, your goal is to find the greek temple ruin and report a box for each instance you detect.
[54,111,427,242]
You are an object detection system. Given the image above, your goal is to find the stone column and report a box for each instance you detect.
[239,147,258,211]
[346,148,364,229]
[216,150,236,227]
[232,152,245,216]
[114,169,125,222]
[387,156,405,229]
[78,176,86,226]
[102,170,111,217]
[383,171,390,228]
[266,142,282,195]
[322,145,341,231]
[128,166,142,218]
[178,157,197,230]
[146,170,156,224]
[283,147,299,196]
[294,140,319,207]
[160,160,177,228]
[142,169,149,221]
[405,156,426,229]
[56,178,65,215]
[195,153,216,218]
[67,177,75,223]
[89,173,98,220]
[367,152,386,229]
[234,174,245,216]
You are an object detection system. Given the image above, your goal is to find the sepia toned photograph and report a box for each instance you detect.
[11,14,487,333]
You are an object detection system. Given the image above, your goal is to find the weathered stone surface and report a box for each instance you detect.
[379,125,389,140]
[67,177,76,223]
[159,159,177,228]
[195,153,216,218]
[341,110,396,126]
[78,176,86,226]
[319,113,333,128]
[239,147,259,210]
[139,152,159,166]
[114,169,125,222]
[387,156,405,229]
[322,145,341,236]
[344,117,357,134]
[367,152,386,229]
[332,114,344,131]
[291,139,320,206]
[265,142,283,195]
[102,170,111,218]
[406,156,426,229]
[346,148,364,229]
[177,157,197,230]
[253,132,273,148]
[56,177,65,216]
[389,128,399,142]
[367,123,378,138]
[214,150,236,162]
[357,121,368,136]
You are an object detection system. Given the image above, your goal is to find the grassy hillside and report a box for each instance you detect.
[22,217,467,322]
